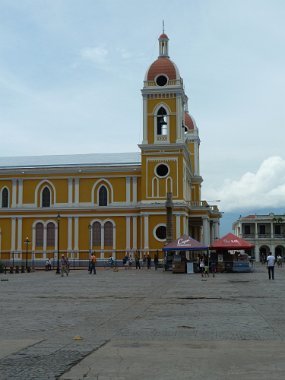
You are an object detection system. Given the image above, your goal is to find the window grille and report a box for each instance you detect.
[47,222,55,247]
[42,187,51,207]
[36,223,44,247]
[92,222,101,246]
[99,186,107,206]
[104,221,113,246]
[1,188,8,208]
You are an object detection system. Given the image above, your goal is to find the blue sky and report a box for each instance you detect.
[1,0,285,229]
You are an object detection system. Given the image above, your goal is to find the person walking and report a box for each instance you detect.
[89,253,97,274]
[199,258,205,277]
[267,252,275,280]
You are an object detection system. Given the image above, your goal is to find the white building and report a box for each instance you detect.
[232,213,285,261]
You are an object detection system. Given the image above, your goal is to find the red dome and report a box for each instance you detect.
[159,33,169,39]
[185,112,195,130]
[146,57,179,81]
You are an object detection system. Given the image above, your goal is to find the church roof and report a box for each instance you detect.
[0,152,141,170]
[146,57,180,81]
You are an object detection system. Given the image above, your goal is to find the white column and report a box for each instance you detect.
[176,97,183,143]
[126,177,131,203]
[113,224,116,259]
[68,178,73,205]
[176,215,181,238]
[126,216,131,250]
[142,96,148,144]
[255,245,260,261]
[32,225,36,251]
[11,218,16,252]
[43,224,47,255]
[144,215,149,249]
[270,222,274,239]
[132,176,137,203]
[202,216,210,246]
[132,216,137,250]
[68,217,72,251]
[255,223,258,239]
[74,178,79,205]
[17,218,22,252]
[0,228,1,254]
[17,179,23,207]
[74,217,79,251]
[12,179,17,208]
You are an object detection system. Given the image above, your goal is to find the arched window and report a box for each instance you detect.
[35,223,44,247]
[104,221,113,246]
[99,186,107,206]
[1,188,8,208]
[92,222,101,246]
[47,222,55,247]
[157,107,168,136]
[42,187,51,207]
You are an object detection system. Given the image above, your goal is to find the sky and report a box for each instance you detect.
[1,0,285,232]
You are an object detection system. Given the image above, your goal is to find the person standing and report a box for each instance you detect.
[199,258,205,277]
[135,252,141,270]
[60,255,69,277]
[154,252,159,271]
[267,252,275,280]
[147,254,151,269]
[90,253,97,275]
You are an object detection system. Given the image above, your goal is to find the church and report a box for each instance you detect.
[0,33,221,264]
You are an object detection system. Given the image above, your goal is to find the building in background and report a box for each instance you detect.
[233,213,285,261]
[0,33,221,264]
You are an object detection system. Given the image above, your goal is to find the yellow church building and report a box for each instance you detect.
[0,33,221,265]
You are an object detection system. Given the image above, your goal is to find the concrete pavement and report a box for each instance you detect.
[0,263,285,379]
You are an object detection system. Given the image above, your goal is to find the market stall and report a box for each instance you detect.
[163,234,208,273]
[210,233,255,272]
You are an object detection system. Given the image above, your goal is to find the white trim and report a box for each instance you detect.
[152,177,159,197]
[11,218,16,252]
[166,177,173,194]
[17,179,23,207]
[74,217,79,251]
[153,223,167,242]
[126,177,131,203]
[126,216,131,250]
[17,217,22,251]
[68,217,72,251]
[0,228,2,254]
[74,178,79,205]
[146,157,178,198]
[132,216,137,250]
[68,178,73,205]
[142,96,148,144]
[132,176,137,203]
[0,186,10,208]
[153,103,170,144]
[12,179,17,208]
[91,178,114,205]
[35,180,56,207]
[144,215,149,249]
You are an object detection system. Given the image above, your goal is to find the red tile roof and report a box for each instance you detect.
[146,57,179,81]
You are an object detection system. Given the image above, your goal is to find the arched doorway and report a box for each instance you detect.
[275,245,285,258]
[259,245,270,263]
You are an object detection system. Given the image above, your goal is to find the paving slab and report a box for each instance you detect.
[0,264,284,379]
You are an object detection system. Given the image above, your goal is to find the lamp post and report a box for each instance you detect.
[56,214,61,274]
[25,237,30,270]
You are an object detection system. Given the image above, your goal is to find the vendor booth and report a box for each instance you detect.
[163,235,208,273]
[210,233,255,273]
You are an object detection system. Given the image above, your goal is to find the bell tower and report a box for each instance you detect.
[139,33,190,203]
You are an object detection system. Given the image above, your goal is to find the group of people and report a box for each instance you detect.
[199,257,217,278]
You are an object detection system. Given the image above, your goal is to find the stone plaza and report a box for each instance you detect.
[1,263,285,379]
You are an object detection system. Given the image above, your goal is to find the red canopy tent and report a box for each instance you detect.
[210,233,254,250]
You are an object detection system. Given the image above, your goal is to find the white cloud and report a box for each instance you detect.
[80,46,108,64]
[203,156,285,212]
